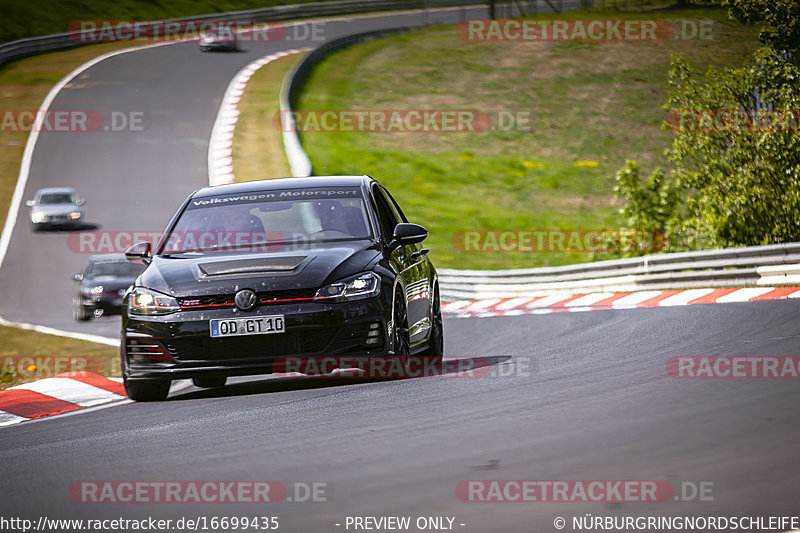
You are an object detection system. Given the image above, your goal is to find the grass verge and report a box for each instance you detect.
[293,8,761,269]
[0,325,119,389]
[233,52,307,181]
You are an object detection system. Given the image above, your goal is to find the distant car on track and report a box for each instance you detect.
[120,176,443,401]
[26,187,85,230]
[73,254,146,321]
[199,26,238,52]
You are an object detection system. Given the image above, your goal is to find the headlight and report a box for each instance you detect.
[68,211,81,220]
[89,285,104,295]
[31,212,46,223]
[315,272,381,302]
[128,287,180,315]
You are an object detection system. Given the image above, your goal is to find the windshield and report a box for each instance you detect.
[87,261,145,278]
[39,193,75,205]
[162,187,374,254]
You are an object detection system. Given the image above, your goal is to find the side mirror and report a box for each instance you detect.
[72,273,83,282]
[389,223,428,250]
[125,242,152,265]
[76,198,85,206]
[26,200,35,207]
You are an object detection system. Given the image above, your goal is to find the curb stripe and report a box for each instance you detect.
[688,288,740,305]
[0,372,128,427]
[636,291,680,308]
[658,288,715,307]
[0,389,81,419]
[445,287,800,319]
[752,287,800,301]
[16,378,123,407]
[63,371,126,396]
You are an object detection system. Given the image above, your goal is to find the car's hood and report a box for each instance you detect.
[32,205,81,216]
[139,240,381,297]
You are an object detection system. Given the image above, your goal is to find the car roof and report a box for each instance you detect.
[87,253,128,263]
[36,187,77,195]
[191,176,375,199]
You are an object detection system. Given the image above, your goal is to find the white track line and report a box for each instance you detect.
[0,315,119,346]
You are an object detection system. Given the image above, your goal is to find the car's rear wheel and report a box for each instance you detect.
[192,376,227,388]
[417,283,444,364]
[124,378,170,401]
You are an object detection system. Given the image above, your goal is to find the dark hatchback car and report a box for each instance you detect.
[73,254,146,320]
[121,176,443,401]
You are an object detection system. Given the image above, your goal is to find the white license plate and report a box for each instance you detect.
[209,315,285,338]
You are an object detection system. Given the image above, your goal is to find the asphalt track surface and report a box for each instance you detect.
[1,5,799,533]
[2,301,800,531]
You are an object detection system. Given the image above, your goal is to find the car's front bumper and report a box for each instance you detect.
[121,297,392,381]
[79,295,124,315]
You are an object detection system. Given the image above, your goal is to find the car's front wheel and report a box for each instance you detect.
[74,302,92,321]
[124,378,170,401]
[388,288,411,378]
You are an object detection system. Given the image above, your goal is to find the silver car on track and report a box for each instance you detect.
[26,187,85,230]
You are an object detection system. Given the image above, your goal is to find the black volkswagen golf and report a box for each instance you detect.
[121,176,443,401]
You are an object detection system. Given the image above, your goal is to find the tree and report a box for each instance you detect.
[614,0,800,251]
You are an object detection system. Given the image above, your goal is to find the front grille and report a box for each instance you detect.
[179,289,317,309]
[257,288,317,303]
[164,328,335,361]
[179,295,234,308]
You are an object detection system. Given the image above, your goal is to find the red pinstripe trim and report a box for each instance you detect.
[180,296,317,309]
[260,297,317,303]
[180,302,234,309]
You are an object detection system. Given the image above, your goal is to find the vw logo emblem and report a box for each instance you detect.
[234,289,257,311]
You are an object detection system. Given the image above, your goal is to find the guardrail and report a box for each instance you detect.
[437,243,800,300]
[0,0,503,67]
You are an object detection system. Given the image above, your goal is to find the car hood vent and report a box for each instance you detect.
[199,256,307,276]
